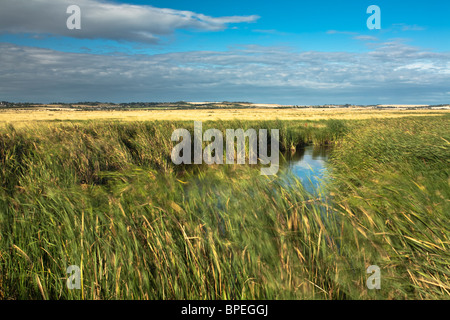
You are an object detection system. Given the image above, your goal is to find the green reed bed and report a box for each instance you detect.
[0,119,347,299]
[328,116,450,299]
[0,116,448,300]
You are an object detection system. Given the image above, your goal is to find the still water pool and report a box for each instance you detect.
[279,145,332,194]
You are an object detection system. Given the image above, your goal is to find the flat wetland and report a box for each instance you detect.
[0,107,448,125]
[0,107,448,300]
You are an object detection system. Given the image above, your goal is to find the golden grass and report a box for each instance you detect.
[0,108,448,125]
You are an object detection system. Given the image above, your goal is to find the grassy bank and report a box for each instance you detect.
[328,116,450,299]
[0,116,448,299]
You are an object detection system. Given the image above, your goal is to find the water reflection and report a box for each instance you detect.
[279,145,331,194]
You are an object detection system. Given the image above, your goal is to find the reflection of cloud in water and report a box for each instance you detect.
[281,145,331,194]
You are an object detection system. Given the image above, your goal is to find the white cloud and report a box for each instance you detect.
[0,0,259,43]
[353,35,378,41]
[0,42,449,104]
[326,30,358,35]
[392,24,426,32]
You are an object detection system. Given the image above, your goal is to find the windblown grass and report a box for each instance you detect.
[0,116,448,300]
[328,116,450,299]
[0,119,346,299]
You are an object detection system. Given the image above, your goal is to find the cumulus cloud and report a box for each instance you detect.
[0,41,449,104]
[0,0,259,43]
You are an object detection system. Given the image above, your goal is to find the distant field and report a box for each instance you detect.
[0,107,449,125]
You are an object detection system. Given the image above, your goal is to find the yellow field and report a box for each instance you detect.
[0,107,448,125]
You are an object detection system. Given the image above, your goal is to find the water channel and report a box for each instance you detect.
[280,144,332,195]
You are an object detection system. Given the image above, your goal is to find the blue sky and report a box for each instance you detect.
[0,0,449,104]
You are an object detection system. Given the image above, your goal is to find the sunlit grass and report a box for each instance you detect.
[0,108,448,127]
[328,116,450,299]
[0,116,448,300]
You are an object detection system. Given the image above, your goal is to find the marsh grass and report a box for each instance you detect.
[0,116,448,300]
[328,116,450,299]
